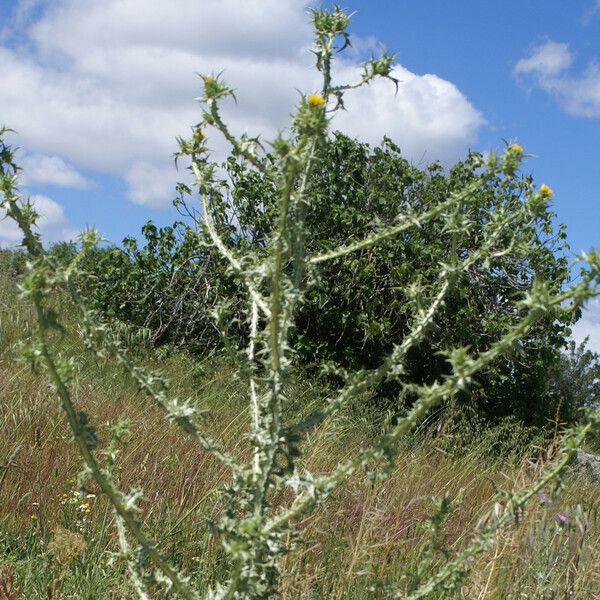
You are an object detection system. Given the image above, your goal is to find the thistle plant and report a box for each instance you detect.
[2,6,600,599]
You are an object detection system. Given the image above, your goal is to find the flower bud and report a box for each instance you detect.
[307,93,326,107]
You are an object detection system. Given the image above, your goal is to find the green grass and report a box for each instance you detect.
[1,256,599,599]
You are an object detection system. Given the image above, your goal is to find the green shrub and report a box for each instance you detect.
[88,132,576,428]
[212,133,574,427]
[79,222,232,352]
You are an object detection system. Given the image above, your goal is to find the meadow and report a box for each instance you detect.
[1,252,600,599]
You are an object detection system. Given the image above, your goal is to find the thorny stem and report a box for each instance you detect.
[209,102,268,176]
[193,160,270,317]
[35,297,198,600]
[263,273,595,537]
[293,201,532,437]
[73,296,241,474]
[2,191,198,600]
[248,299,261,475]
[256,138,319,512]
[404,419,598,600]
[308,176,489,265]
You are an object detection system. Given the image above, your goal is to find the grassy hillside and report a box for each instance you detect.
[1,254,600,598]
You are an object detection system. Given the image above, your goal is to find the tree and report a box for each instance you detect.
[205,133,574,426]
[84,129,578,428]
[547,338,600,423]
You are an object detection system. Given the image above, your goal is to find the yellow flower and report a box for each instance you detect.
[307,93,326,107]
[539,183,553,197]
[30,514,37,520]
[510,143,523,155]
[193,129,205,142]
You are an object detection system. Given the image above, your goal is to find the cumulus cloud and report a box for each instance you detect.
[20,153,91,189]
[515,41,573,77]
[515,40,600,117]
[333,64,485,163]
[0,194,78,247]
[571,298,600,354]
[124,161,182,208]
[0,0,485,208]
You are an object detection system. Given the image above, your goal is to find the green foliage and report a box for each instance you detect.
[84,130,580,429]
[548,339,600,449]
[213,133,574,427]
[550,339,600,413]
[78,221,232,352]
[0,248,26,278]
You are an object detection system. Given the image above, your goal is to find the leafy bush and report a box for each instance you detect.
[78,222,231,352]
[88,132,576,428]
[0,248,26,279]
[548,338,600,449]
[207,133,575,427]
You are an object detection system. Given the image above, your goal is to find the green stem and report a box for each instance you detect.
[35,303,198,600]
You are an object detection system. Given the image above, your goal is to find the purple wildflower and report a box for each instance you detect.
[555,511,569,526]
[538,493,553,506]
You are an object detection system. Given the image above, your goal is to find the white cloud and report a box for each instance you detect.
[515,41,572,77]
[30,0,314,63]
[0,0,485,208]
[571,298,600,354]
[515,40,600,117]
[0,194,77,247]
[124,161,182,208]
[556,64,600,117]
[333,64,485,164]
[20,152,91,189]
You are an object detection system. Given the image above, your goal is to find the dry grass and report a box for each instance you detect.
[1,260,599,598]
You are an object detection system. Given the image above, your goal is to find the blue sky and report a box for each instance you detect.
[0,0,599,348]
[345,0,600,256]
